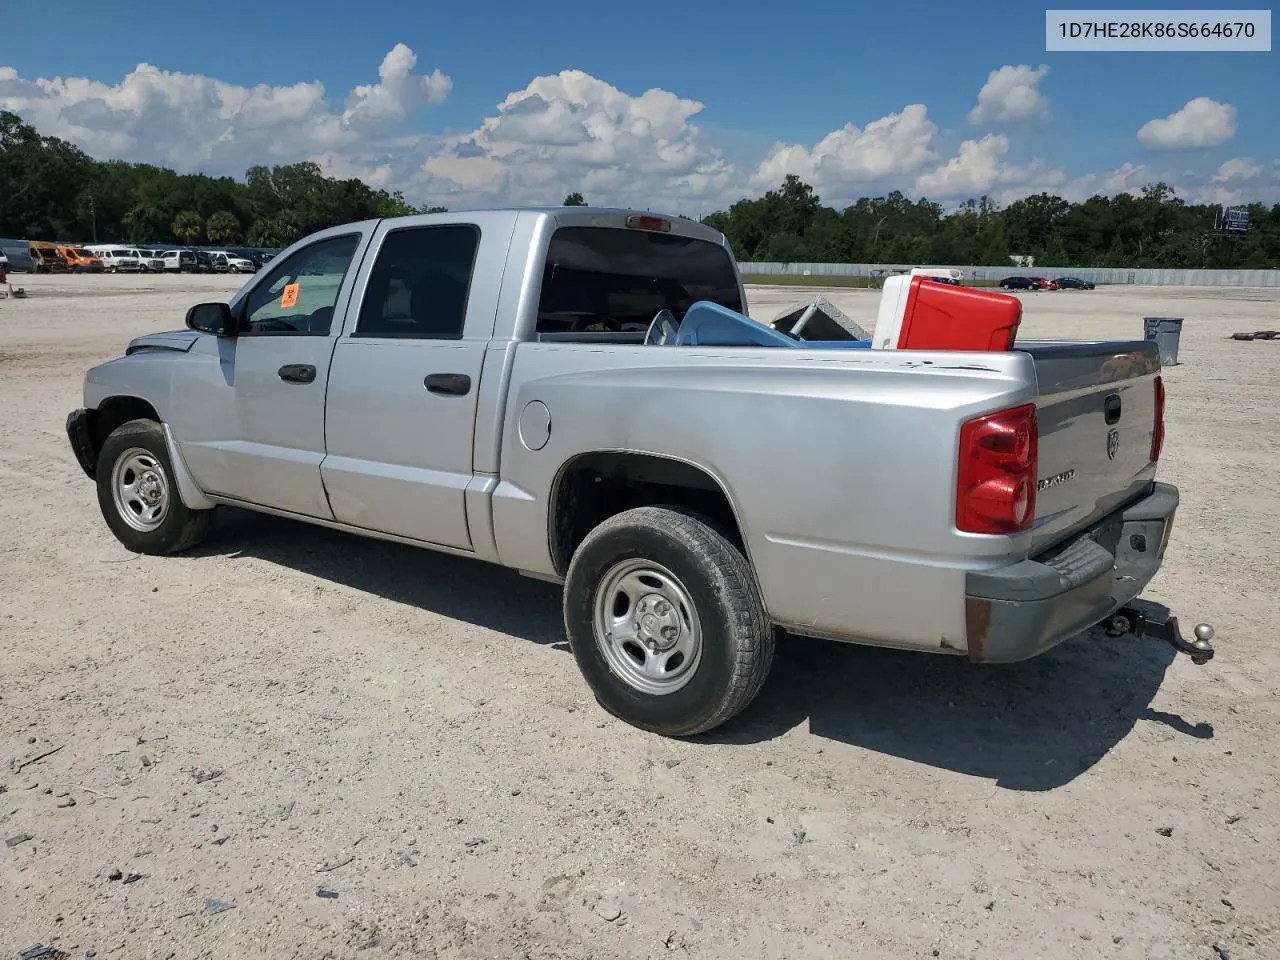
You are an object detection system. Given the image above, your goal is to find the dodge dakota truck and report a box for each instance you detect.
[65,207,1216,737]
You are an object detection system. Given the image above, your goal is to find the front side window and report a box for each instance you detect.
[354,225,479,339]
[240,234,360,336]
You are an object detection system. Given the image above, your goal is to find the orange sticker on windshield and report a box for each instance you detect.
[281,283,299,309]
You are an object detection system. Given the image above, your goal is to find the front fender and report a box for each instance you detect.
[84,353,171,412]
[79,348,216,511]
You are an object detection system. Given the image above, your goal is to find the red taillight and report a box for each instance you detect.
[625,214,672,233]
[1151,376,1165,462]
[956,403,1039,534]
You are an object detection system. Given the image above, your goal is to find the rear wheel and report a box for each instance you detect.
[95,419,211,555]
[563,506,774,737]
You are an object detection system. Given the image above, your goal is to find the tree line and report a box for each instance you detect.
[0,110,439,248]
[702,174,1279,269]
[3,109,1277,268]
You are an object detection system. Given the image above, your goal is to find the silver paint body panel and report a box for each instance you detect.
[81,207,1164,655]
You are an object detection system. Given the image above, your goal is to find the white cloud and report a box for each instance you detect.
[913,136,1086,204]
[967,65,1050,125]
[911,141,1155,206]
[1212,157,1261,182]
[419,70,736,211]
[1137,97,1236,149]
[1,55,1271,214]
[915,134,1011,196]
[1101,162,1149,193]
[0,45,450,175]
[748,104,938,196]
[343,43,451,126]
[1182,184,1249,205]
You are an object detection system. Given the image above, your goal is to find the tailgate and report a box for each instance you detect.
[1023,340,1162,555]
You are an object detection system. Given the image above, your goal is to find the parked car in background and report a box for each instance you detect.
[998,276,1039,290]
[0,240,38,272]
[135,250,166,273]
[88,246,145,273]
[209,251,257,273]
[160,250,199,273]
[1055,277,1096,290]
[56,245,105,273]
[1028,277,1058,290]
[30,242,70,273]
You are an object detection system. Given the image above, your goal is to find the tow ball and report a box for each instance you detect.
[1103,604,1216,665]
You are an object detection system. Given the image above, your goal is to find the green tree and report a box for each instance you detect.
[122,203,167,243]
[2,108,1279,267]
[563,192,587,206]
[1041,235,1070,266]
[246,212,302,248]
[172,210,203,244]
[206,211,241,245]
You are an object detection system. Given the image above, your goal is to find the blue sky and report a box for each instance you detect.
[1,0,1276,211]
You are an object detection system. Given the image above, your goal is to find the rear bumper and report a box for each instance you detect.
[66,408,98,479]
[965,481,1178,662]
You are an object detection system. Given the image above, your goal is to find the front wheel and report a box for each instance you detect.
[95,419,211,555]
[563,506,774,737]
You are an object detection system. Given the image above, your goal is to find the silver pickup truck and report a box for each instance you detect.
[66,207,1216,737]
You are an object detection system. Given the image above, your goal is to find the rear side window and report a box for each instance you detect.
[536,226,741,334]
[355,224,480,339]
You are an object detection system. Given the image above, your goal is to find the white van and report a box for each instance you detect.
[87,246,144,273]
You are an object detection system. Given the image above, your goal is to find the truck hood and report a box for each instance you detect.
[124,330,202,355]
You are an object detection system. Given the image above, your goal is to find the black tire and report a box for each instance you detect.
[563,505,774,737]
[95,419,211,555]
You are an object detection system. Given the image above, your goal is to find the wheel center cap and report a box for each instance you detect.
[139,473,162,504]
[635,594,680,650]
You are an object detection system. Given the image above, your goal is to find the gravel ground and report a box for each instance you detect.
[1,273,1278,960]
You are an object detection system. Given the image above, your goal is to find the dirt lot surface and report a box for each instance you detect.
[2,273,1278,959]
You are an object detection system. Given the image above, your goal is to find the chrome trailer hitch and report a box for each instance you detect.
[1103,603,1216,665]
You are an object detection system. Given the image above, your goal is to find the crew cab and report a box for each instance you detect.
[65,207,1215,737]
[209,251,257,273]
[160,250,199,273]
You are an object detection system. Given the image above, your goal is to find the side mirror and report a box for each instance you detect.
[185,302,235,336]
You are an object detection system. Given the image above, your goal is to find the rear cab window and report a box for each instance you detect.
[354,224,480,340]
[535,226,741,339]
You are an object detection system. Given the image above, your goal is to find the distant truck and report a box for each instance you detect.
[0,239,37,272]
[56,245,105,273]
[208,251,258,274]
[65,207,1216,737]
[159,250,199,273]
[29,241,69,273]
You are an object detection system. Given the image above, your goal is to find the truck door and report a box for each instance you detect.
[320,215,511,550]
[178,230,366,518]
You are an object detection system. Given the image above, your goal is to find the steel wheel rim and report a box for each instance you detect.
[110,447,171,533]
[592,558,703,696]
